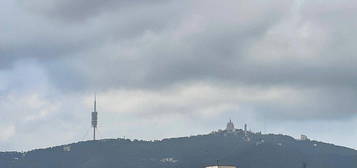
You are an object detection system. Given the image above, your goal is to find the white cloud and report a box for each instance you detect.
[0,125,16,141]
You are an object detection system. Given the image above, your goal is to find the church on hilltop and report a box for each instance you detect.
[210,119,249,136]
[224,119,249,135]
[226,119,235,132]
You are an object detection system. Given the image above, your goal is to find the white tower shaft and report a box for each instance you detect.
[91,94,98,140]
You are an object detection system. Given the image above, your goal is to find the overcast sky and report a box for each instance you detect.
[1,0,357,151]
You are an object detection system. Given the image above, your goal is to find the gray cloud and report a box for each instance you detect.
[4,0,357,115]
[35,0,292,89]
[19,0,178,22]
[1,0,357,150]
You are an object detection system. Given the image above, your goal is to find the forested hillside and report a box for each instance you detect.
[1,130,356,168]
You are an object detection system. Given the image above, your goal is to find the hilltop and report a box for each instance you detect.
[0,129,356,168]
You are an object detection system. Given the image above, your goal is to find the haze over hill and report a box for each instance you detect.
[1,122,356,168]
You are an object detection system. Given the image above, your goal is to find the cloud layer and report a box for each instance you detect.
[1,0,357,150]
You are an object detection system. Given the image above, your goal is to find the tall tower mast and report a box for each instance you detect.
[244,123,247,136]
[91,94,98,140]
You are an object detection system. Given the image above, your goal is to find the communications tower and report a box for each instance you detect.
[91,94,98,140]
[244,124,247,136]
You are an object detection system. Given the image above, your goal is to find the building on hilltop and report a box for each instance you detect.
[63,146,71,152]
[244,124,247,136]
[225,119,235,132]
[300,134,309,141]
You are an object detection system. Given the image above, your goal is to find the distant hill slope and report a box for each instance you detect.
[1,129,357,168]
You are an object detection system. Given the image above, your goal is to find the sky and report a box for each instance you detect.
[1,0,357,151]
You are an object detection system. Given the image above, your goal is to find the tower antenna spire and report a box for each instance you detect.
[91,93,98,141]
[94,92,97,112]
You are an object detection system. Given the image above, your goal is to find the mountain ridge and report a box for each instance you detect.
[1,129,357,168]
